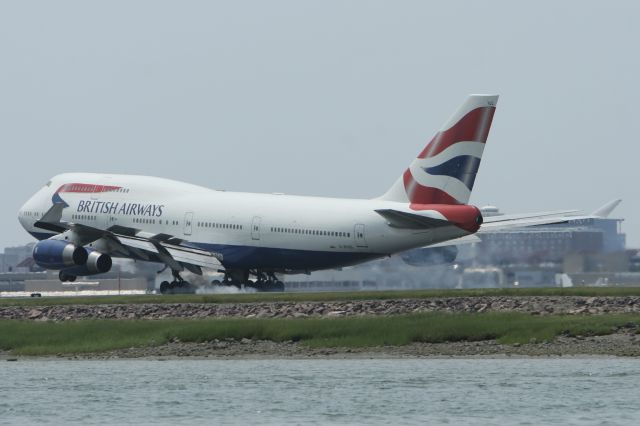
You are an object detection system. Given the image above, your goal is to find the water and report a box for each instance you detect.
[1,358,640,425]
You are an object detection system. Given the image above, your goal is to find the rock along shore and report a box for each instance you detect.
[3,295,640,321]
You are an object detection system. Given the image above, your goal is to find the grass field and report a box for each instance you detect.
[1,312,639,356]
[2,286,640,307]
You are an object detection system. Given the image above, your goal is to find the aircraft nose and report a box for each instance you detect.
[18,190,45,228]
[17,198,32,229]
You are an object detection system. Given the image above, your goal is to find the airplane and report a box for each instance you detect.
[17,94,578,293]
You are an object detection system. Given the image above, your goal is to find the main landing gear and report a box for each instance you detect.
[159,270,195,295]
[211,270,285,292]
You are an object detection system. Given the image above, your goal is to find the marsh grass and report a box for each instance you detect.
[1,313,638,356]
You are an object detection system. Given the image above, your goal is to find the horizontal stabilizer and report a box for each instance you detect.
[375,209,451,229]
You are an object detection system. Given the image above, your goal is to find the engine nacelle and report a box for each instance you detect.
[61,251,113,276]
[400,246,458,267]
[33,240,88,270]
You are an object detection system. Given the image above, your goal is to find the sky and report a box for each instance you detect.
[1,1,639,248]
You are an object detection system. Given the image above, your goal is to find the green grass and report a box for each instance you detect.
[3,286,640,307]
[1,313,638,356]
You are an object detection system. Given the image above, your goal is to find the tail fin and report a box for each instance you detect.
[380,94,498,205]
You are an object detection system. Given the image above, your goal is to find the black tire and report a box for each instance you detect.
[58,271,75,282]
[211,279,222,286]
[160,281,171,294]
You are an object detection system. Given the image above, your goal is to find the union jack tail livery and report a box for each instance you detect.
[380,94,498,205]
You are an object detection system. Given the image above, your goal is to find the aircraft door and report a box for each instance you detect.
[251,216,261,240]
[354,223,368,248]
[184,212,194,236]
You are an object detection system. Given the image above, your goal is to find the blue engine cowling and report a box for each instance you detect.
[400,246,458,267]
[32,240,88,270]
[61,250,112,277]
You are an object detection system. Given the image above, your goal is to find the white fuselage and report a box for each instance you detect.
[19,173,475,273]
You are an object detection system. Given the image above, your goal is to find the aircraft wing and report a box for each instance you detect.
[34,203,223,274]
[479,215,573,231]
[481,209,578,224]
[426,200,622,248]
[425,213,578,247]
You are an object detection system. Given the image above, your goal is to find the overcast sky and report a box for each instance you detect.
[1,1,638,248]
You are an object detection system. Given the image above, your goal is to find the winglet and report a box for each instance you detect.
[591,199,622,218]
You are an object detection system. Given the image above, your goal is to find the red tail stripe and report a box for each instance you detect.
[417,106,495,159]
[402,169,460,205]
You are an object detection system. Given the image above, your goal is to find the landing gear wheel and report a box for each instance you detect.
[160,281,171,294]
[58,271,77,282]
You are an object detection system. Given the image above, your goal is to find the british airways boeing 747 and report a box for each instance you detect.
[17,95,578,292]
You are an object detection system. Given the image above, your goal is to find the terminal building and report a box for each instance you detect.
[0,243,35,273]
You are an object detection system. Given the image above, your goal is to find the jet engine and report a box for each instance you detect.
[32,240,88,270]
[400,246,458,267]
[60,250,113,277]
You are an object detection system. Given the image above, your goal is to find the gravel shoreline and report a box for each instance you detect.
[4,295,640,321]
[4,296,640,359]
[4,332,640,360]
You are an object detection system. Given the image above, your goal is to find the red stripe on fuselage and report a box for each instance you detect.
[55,183,122,194]
[417,106,495,159]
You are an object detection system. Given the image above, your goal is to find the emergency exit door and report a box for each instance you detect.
[354,223,368,248]
[184,212,194,236]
